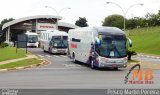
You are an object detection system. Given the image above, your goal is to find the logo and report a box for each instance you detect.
[124,64,154,84]
[40,25,54,28]
[70,43,77,48]
[38,23,56,30]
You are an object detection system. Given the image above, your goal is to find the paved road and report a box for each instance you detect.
[0,48,159,90]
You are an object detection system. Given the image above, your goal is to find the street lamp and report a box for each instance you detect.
[45,6,71,29]
[106,2,144,32]
[45,6,71,16]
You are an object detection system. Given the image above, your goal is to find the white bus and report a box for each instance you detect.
[25,32,39,48]
[39,30,68,54]
[68,27,132,69]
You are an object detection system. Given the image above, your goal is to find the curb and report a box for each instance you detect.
[128,61,160,70]
[0,58,49,72]
[137,54,160,59]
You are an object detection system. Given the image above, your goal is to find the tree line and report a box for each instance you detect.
[102,10,160,30]
[0,10,160,38]
[0,18,14,43]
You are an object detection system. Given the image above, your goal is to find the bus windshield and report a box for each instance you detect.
[95,34,127,58]
[51,36,68,48]
[28,35,38,43]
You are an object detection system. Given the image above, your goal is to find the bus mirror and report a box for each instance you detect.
[95,37,101,46]
[128,38,132,47]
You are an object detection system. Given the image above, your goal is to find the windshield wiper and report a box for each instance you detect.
[114,45,122,57]
[60,40,67,47]
[107,44,122,58]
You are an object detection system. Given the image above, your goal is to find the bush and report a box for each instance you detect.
[127,50,137,60]
[0,43,9,48]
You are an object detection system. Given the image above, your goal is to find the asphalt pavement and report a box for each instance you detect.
[0,48,159,90]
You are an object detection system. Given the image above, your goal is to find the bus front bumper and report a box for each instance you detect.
[99,62,127,68]
[27,43,38,47]
[98,57,128,68]
[51,48,68,54]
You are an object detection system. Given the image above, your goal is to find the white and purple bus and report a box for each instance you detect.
[68,27,132,69]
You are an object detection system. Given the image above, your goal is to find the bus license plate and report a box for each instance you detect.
[58,50,64,52]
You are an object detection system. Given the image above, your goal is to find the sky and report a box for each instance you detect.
[0,0,160,26]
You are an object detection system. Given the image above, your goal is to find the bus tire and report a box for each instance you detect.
[90,58,96,69]
[113,67,118,70]
[48,48,52,54]
[43,46,47,52]
[72,53,77,63]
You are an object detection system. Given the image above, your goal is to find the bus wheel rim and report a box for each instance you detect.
[91,60,94,68]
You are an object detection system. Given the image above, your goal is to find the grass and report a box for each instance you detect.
[0,47,28,62]
[127,26,160,55]
[128,60,139,63]
[0,58,42,69]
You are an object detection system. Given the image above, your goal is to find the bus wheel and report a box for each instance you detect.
[113,67,118,70]
[90,59,95,69]
[43,46,46,52]
[48,48,52,54]
[72,53,76,63]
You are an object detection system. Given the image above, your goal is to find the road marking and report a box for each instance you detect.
[52,55,67,58]
[35,66,84,70]
[156,57,160,59]
[60,55,67,57]
[53,55,59,57]
[137,54,160,59]
[52,55,55,57]
[38,54,67,58]
[64,64,77,67]
[133,55,160,60]
[37,55,44,58]
[45,55,52,57]
[151,56,155,58]
[35,68,71,70]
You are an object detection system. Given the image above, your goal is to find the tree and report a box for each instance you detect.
[0,18,14,30]
[75,17,88,27]
[126,18,138,29]
[0,18,14,43]
[126,17,146,29]
[102,10,160,30]
[145,12,160,27]
[102,14,124,29]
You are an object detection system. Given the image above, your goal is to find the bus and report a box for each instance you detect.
[39,30,68,54]
[68,27,132,69]
[25,32,39,48]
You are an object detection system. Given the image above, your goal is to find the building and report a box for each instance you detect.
[2,15,79,43]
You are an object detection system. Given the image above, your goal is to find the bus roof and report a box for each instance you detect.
[40,30,68,36]
[95,27,125,35]
[69,26,125,35]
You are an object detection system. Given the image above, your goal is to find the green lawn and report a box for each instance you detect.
[128,60,139,63]
[0,58,42,69]
[0,47,28,62]
[127,26,160,55]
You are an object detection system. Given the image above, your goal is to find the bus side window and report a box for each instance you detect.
[72,38,81,42]
[48,34,49,40]
[43,33,45,40]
